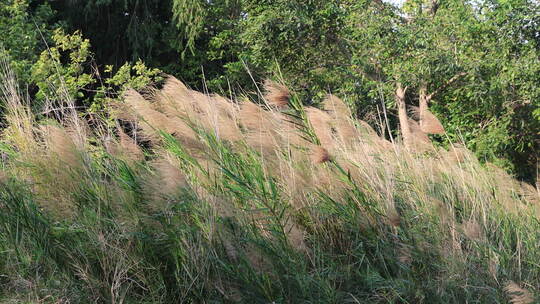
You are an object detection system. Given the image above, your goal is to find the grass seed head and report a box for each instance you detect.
[264,79,290,108]
[504,281,535,304]
[311,146,331,164]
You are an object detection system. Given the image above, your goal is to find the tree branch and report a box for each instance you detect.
[430,0,440,16]
[427,72,467,101]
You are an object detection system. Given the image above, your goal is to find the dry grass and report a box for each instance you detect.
[1,72,539,303]
[118,77,538,233]
[460,219,483,241]
[264,79,290,108]
[40,124,82,168]
[310,146,331,164]
[116,128,145,162]
[504,281,535,304]
[305,107,334,148]
[410,105,445,134]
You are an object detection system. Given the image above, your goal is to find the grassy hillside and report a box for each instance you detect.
[0,61,539,303]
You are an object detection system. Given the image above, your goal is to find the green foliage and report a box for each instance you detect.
[31,29,95,103]
[52,0,178,67]
[236,1,354,98]
[172,0,207,56]
[344,0,539,181]
[30,29,162,112]
[104,61,163,91]
[91,61,163,112]
[0,0,56,83]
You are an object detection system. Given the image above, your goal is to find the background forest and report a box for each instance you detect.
[1,0,538,183]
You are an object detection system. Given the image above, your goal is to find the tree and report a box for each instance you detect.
[0,0,56,85]
[345,0,539,181]
[30,29,162,114]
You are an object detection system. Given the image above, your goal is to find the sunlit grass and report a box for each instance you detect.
[0,60,538,303]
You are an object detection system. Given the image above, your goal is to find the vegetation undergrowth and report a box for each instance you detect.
[0,60,538,303]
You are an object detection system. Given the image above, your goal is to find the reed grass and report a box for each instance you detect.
[0,60,539,303]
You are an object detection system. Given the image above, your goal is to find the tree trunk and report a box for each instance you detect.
[419,83,429,131]
[395,83,411,148]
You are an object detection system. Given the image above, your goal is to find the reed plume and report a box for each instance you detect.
[444,144,471,163]
[0,58,36,153]
[410,106,445,134]
[110,128,145,162]
[263,79,290,108]
[239,101,275,132]
[504,281,535,304]
[285,222,307,252]
[322,95,360,146]
[2,63,538,303]
[148,155,188,200]
[123,89,175,140]
[305,107,334,148]
[40,125,82,169]
[322,94,352,117]
[407,118,433,151]
[310,146,330,164]
[460,219,483,241]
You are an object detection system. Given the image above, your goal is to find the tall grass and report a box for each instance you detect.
[0,60,539,303]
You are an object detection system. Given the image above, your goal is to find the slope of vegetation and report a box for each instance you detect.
[1,0,539,182]
[0,58,538,303]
